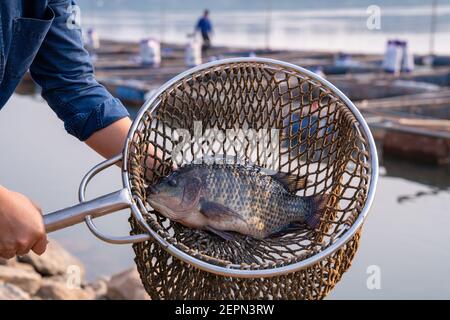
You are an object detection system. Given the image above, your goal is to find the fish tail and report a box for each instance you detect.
[304,194,329,229]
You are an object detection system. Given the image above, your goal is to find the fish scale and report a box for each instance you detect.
[194,163,314,238]
[148,163,326,239]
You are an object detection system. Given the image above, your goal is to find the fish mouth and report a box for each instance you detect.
[147,197,179,221]
[147,177,203,222]
[147,193,197,221]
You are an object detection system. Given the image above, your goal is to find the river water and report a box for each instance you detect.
[77,0,450,54]
[0,94,449,298]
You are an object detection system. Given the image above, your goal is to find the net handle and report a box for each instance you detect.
[44,154,150,244]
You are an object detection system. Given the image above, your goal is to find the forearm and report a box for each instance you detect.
[85,117,131,159]
[85,118,169,177]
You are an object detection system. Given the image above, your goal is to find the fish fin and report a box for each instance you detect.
[199,200,242,219]
[268,222,304,238]
[304,193,329,229]
[204,226,236,241]
[181,177,202,207]
[272,172,308,193]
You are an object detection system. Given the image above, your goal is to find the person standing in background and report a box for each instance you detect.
[195,9,213,51]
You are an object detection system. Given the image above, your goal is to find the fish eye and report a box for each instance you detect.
[168,178,178,187]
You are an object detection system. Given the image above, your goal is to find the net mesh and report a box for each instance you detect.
[126,61,372,299]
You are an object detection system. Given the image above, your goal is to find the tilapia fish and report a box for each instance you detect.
[147,163,328,240]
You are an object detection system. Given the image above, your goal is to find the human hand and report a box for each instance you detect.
[0,186,48,259]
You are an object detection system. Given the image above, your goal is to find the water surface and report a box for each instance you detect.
[0,94,449,298]
[77,0,450,54]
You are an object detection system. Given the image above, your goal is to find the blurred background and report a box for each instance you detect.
[0,0,449,299]
[78,0,450,54]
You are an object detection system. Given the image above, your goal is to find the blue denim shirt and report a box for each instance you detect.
[0,0,129,141]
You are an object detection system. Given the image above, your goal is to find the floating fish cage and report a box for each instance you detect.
[125,58,378,299]
[360,90,450,165]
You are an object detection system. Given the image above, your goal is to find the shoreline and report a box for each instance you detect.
[96,36,450,57]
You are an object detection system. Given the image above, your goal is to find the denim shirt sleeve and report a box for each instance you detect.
[29,0,129,141]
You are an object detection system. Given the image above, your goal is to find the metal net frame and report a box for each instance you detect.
[125,59,375,299]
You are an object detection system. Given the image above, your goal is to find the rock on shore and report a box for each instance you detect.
[107,267,150,300]
[18,240,85,278]
[0,239,149,300]
[0,282,31,300]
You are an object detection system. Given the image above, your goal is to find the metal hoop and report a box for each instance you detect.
[122,57,379,278]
